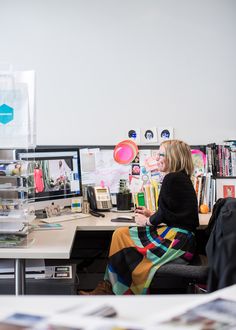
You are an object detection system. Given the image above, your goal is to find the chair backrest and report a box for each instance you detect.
[205,197,236,292]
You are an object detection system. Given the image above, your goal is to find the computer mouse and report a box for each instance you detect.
[117,215,134,220]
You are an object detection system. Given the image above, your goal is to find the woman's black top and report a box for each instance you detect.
[149,170,199,232]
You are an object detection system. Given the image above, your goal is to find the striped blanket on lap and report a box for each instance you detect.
[104,225,195,295]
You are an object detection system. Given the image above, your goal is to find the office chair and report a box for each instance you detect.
[149,224,210,294]
[149,253,209,294]
[150,197,236,294]
[149,221,209,294]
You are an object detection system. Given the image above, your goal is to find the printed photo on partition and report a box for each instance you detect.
[157,127,174,144]
[131,153,140,164]
[216,179,236,199]
[131,164,140,176]
[223,185,235,198]
[127,128,140,143]
[141,127,158,144]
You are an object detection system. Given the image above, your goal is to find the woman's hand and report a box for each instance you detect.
[135,206,153,218]
[135,213,149,226]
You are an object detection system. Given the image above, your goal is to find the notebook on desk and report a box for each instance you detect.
[42,213,90,224]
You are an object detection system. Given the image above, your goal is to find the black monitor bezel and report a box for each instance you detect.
[16,146,83,202]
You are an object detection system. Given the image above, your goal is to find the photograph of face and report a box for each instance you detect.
[144,130,154,140]
[160,129,170,139]
[158,127,174,143]
[127,128,140,143]
[128,129,137,139]
[141,127,158,144]
[132,164,140,175]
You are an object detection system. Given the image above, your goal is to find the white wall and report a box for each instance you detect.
[1,0,236,146]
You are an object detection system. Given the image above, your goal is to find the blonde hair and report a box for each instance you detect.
[161,140,194,176]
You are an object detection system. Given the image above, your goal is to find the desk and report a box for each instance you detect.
[0,211,211,295]
[0,221,77,295]
[0,285,235,329]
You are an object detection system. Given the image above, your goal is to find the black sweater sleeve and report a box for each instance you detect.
[149,171,199,232]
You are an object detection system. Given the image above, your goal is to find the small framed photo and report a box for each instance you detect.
[157,127,174,144]
[141,127,158,144]
[216,179,236,199]
[127,128,141,143]
[223,185,235,198]
[131,164,140,176]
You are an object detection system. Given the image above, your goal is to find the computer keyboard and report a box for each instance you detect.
[42,213,90,224]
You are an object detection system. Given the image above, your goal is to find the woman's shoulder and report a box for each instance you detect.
[164,170,187,180]
[162,171,190,186]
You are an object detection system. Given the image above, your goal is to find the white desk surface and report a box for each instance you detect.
[0,212,211,259]
[66,211,210,230]
[0,285,235,328]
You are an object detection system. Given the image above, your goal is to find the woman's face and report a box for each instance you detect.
[157,145,167,173]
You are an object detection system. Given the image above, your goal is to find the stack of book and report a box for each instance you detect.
[193,173,216,212]
[206,142,236,177]
[133,181,161,212]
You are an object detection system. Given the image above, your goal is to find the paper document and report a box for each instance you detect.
[0,221,25,233]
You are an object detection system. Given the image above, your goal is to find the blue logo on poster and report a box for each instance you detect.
[0,104,14,124]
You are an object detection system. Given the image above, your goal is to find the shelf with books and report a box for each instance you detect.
[215,176,236,179]
[206,143,236,178]
[193,174,215,213]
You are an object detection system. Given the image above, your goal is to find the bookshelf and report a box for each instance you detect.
[206,141,236,200]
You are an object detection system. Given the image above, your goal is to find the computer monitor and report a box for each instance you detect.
[17,147,82,211]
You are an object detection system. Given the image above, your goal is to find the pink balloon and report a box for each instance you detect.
[114,140,138,164]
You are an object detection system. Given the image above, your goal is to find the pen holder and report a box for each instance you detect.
[116,192,132,211]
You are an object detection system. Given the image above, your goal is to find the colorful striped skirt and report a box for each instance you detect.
[104,225,196,295]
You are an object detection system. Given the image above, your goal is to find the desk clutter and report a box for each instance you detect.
[0,152,33,248]
[0,218,29,248]
[80,145,222,215]
[1,142,232,243]
[35,204,90,223]
[41,212,90,224]
[0,285,235,329]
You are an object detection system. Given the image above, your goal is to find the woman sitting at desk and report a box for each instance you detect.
[80,139,199,295]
